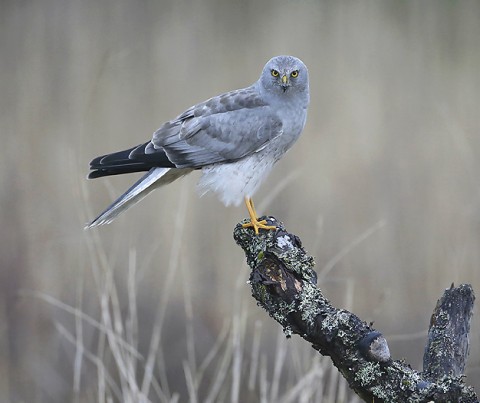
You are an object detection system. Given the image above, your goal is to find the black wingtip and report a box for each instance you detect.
[88,142,174,179]
[88,170,105,179]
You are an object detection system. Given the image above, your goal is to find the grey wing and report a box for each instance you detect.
[150,87,283,168]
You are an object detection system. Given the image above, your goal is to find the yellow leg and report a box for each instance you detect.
[242,197,276,235]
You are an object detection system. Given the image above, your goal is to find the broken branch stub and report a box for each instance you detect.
[423,283,475,381]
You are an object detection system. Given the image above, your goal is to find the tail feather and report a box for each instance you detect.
[85,167,190,228]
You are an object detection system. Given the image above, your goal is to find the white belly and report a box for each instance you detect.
[197,153,276,206]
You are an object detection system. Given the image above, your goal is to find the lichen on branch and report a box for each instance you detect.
[234,216,478,402]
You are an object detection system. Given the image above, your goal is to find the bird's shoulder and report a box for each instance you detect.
[175,85,268,122]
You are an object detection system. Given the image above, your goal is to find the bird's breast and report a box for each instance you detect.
[269,104,307,158]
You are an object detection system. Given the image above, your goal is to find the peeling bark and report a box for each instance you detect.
[234,217,478,403]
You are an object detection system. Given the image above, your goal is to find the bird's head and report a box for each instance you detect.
[260,55,309,96]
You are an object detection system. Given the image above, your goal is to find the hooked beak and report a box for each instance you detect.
[281,74,290,92]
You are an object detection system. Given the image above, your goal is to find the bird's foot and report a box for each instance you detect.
[242,217,276,235]
[243,197,276,235]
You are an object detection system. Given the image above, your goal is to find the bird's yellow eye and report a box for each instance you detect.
[290,70,299,78]
[271,69,279,77]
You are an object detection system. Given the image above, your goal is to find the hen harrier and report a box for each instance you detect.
[86,55,310,234]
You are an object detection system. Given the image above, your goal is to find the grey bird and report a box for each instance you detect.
[86,55,309,233]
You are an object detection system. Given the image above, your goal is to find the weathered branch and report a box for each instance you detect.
[423,283,475,381]
[234,217,478,403]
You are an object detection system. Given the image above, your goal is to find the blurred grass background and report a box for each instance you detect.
[1,0,480,401]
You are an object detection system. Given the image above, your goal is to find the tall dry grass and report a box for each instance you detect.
[1,0,479,401]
